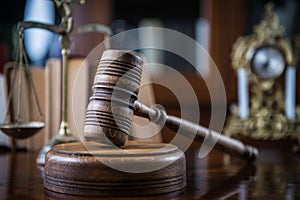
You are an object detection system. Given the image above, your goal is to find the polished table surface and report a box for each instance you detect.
[0,139,300,200]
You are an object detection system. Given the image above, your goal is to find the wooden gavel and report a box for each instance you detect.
[84,49,258,161]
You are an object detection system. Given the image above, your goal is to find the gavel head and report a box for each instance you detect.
[84,49,143,146]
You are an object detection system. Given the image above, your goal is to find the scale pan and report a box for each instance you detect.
[0,121,45,139]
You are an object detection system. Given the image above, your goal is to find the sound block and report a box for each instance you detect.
[44,141,186,197]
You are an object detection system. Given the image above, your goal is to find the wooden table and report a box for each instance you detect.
[0,139,299,199]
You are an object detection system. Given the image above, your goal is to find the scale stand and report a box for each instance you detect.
[10,0,111,164]
[0,30,45,147]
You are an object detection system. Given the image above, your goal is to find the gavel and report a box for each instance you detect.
[84,49,258,161]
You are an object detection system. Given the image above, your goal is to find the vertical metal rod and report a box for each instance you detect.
[62,48,68,125]
[58,47,71,136]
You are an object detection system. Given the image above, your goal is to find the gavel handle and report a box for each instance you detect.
[133,101,258,161]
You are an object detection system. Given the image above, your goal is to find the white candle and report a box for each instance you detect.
[238,68,249,119]
[285,66,296,120]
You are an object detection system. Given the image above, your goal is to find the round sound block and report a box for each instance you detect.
[44,141,186,197]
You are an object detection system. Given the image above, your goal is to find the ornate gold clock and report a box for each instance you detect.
[224,3,300,143]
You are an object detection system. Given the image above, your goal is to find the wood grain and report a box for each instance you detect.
[84,49,143,147]
[44,141,186,197]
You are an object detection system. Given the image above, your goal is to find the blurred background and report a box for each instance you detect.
[0,0,299,148]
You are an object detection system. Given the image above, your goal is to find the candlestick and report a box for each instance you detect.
[285,66,296,120]
[238,68,249,119]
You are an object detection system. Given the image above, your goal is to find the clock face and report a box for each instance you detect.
[250,46,285,79]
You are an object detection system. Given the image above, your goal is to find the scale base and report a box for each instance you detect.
[44,141,186,197]
[36,133,78,165]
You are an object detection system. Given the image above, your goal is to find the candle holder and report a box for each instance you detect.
[224,3,300,147]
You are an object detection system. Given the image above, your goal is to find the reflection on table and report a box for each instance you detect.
[0,139,299,199]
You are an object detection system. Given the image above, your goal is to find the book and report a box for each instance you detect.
[44,57,89,145]
[0,74,9,148]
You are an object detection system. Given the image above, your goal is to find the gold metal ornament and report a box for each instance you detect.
[224,3,300,144]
